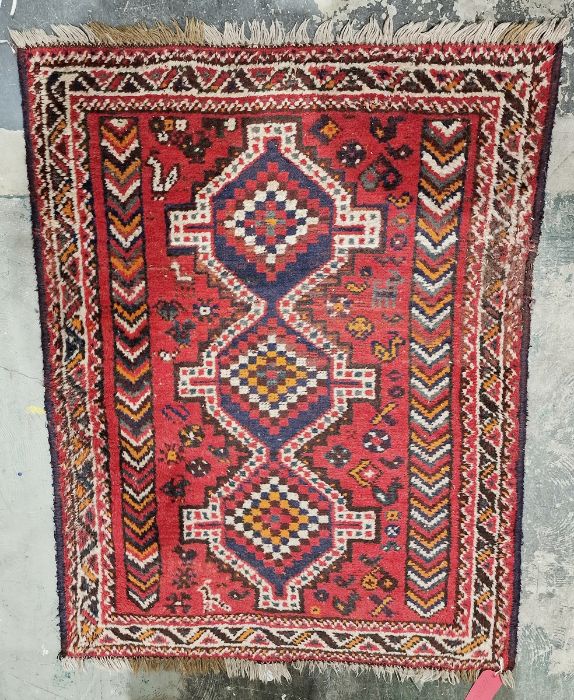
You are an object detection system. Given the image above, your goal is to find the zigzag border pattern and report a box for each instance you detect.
[406,118,470,618]
[100,117,161,610]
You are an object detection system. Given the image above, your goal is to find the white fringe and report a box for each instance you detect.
[225,658,292,682]
[58,653,515,686]
[9,16,570,49]
[60,655,130,673]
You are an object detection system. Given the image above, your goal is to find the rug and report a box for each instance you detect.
[15,17,567,681]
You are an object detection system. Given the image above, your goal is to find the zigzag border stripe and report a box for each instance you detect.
[100,116,161,611]
[405,118,470,618]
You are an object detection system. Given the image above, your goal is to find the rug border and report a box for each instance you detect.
[508,41,563,669]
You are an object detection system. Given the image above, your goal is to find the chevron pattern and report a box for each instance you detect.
[100,117,161,610]
[406,119,470,618]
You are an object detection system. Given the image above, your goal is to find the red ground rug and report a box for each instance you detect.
[16,17,567,681]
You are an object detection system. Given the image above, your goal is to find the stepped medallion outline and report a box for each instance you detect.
[168,121,379,610]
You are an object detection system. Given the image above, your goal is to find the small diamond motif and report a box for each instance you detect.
[220,334,327,419]
[223,179,320,267]
[224,474,329,562]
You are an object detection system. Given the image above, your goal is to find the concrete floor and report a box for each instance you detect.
[0,1,573,699]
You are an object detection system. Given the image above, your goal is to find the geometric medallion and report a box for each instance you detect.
[170,121,380,609]
[182,462,375,610]
[219,318,331,449]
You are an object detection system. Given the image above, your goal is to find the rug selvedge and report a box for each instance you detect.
[16,19,566,679]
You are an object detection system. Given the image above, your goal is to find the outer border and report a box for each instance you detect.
[507,42,564,669]
[16,48,69,654]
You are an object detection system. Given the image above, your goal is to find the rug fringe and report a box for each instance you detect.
[58,654,514,686]
[60,655,226,675]
[10,16,570,49]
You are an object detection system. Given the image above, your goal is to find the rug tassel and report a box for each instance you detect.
[10,16,570,49]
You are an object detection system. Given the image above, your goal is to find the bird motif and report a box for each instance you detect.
[332,592,360,615]
[373,478,403,506]
[372,332,406,362]
[147,154,179,198]
[370,115,404,143]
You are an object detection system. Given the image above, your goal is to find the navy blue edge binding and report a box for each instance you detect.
[16,48,69,658]
[508,42,564,669]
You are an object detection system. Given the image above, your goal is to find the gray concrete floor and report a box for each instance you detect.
[0,1,573,699]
